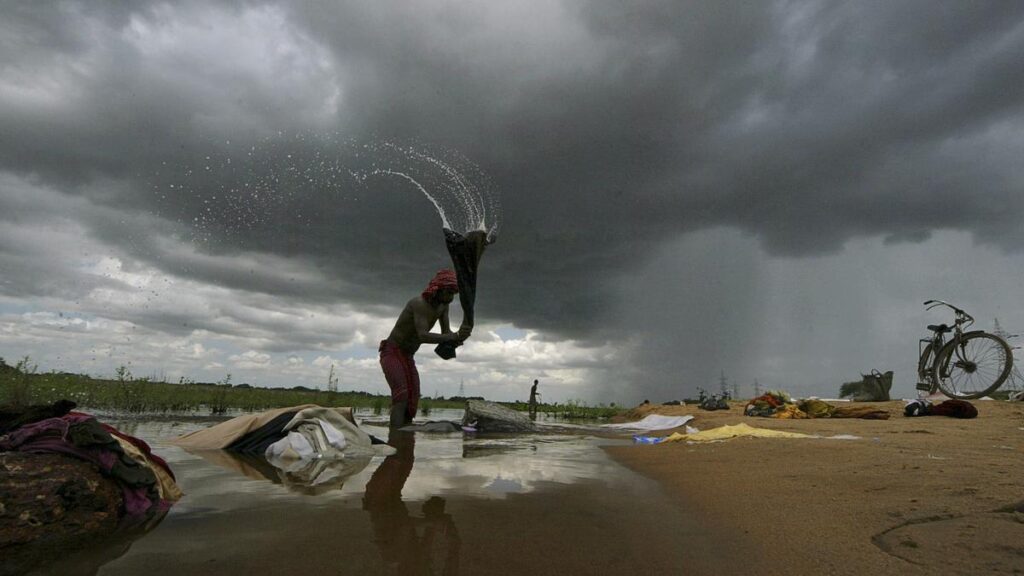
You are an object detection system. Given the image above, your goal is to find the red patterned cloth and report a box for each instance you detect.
[421,269,459,301]
[379,340,420,420]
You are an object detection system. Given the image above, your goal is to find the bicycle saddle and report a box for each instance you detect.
[927,324,952,334]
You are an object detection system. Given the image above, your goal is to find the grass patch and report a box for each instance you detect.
[1,357,622,419]
[504,398,619,420]
[0,358,455,414]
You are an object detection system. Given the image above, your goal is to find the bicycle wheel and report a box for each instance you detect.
[935,331,1013,399]
[917,343,938,392]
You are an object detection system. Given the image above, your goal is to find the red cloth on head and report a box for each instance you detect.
[422,269,459,301]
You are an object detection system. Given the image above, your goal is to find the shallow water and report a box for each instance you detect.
[27,410,701,576]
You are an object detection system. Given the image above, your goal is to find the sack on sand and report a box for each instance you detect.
[839,370,892,402]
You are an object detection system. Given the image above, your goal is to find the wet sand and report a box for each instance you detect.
[604,400,1024,575]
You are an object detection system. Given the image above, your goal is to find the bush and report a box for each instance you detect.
[4,356,37,407]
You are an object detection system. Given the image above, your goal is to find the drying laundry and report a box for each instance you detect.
[603,414,695,431]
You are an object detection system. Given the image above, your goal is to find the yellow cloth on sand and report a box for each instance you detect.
[662,423,812,443]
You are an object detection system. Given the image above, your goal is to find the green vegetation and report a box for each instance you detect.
[0,357,622,419]
[505,398,619,420]
[0,357,469,415]
[3,356,36,408]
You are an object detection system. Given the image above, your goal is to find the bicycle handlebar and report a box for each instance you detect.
[923,299,974,325]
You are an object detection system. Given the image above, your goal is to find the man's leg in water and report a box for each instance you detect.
[406,367,420,423]
[390,400,408,428]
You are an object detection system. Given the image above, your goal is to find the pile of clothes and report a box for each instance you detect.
[904,398,978,418]
[0,400,181,517]
[745,391,890,420]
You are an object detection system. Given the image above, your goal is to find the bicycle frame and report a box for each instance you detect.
[918,337,940,391]
[918,300,974,390]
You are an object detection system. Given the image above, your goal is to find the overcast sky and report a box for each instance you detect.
[2,1,1023,404]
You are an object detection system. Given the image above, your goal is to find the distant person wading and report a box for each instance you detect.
[528,379,540,421]
[380,269,472,428]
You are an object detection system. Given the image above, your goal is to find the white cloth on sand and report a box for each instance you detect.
[602,414,694,431]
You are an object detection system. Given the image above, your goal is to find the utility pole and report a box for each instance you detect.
[458,379,465,398]
[753,378,762,397]
[993,318,1023,391]
[719,370,729,396]
[327,364,339,393]
[993,318,1009,339]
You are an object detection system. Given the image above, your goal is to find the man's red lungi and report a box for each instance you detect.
[379,340,420,420]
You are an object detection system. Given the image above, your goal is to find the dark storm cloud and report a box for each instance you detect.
[3,1,1024,391]
[283,0,1024,336]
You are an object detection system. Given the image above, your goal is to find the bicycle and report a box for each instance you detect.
[917,300,1013,399]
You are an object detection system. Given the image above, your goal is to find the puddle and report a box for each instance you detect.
[23,410,704,575]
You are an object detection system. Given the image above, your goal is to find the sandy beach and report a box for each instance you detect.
[604,400,1024,575]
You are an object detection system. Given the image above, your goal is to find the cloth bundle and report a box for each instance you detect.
[745,393,889,420]
[904,399,978,419]
[0,405,181,516]
[264,406,390,462]
[173,405,392,494]
[172,405,394,458]
[744,391,791,417]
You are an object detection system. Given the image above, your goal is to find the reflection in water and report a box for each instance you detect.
[363,430,461,575]
[188,449,372,496]
[6,510,167,576]
[76,416,658,575]
[461,436,537,459]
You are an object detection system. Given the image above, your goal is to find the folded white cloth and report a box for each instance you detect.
[266,430,316,460]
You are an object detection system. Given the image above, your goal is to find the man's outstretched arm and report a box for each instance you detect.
[414,305,463,345]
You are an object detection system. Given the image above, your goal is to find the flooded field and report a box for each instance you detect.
[22,409,704,576]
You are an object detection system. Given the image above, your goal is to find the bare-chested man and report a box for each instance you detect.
[380,269,471,428]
